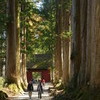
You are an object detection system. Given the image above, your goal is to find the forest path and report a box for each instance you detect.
[7,83,53,100]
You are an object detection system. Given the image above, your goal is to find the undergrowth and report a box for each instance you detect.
[53,85,100,100]
[0,77,23,99]
[0,77,5,89]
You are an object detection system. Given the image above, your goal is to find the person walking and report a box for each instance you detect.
[27,81,34,99]
[42,79,45,86]
[37,80,43,99]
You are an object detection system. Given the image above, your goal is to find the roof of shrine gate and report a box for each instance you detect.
[27,54,52,69]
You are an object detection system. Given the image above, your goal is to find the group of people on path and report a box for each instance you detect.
[27,79,45,99]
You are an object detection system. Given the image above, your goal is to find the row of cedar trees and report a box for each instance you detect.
[54,0,100,89]
[2,0,100,90]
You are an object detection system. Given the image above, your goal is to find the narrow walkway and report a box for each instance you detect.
[7,83,53,100]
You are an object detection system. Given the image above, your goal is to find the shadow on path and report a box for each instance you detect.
[7,83,53,100]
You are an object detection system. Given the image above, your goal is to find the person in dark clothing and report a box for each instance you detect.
[32,78,35,84]
[37,80,43,99]
[27,81,34,99]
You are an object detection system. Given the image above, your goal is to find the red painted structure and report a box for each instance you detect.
[27,69,50,82]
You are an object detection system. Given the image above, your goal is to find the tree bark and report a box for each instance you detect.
[54,0,62,82]
[54,36,62,82]
[71,0,81,87]
[62,38,70,85]
[78,0,88,86]
[20,4,28,89]
[6,0,21,86]
[90,0,100,88]
[61,0,70,86]
[21,28,27,88]
[71,0,100,88]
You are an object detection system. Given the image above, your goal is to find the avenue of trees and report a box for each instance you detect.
[0,0,56,90]
[0,0,100,99]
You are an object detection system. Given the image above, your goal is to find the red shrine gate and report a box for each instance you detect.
[27,69,50,82]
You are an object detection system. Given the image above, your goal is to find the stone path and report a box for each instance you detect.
[7,83,53,100]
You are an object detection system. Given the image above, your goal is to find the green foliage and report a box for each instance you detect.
[8,84,19,93]
[0,0,8,30]
[55,81,64,90]
[63,0,72,11]
[0,77,5,89]
[20,0,56,64]
[0,0,7,70]
[32,72,41,80]
[61,31,72,38]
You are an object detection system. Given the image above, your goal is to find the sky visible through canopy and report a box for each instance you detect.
[33,0,43,9]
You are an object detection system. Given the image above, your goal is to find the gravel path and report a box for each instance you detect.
[7,83,53,100]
